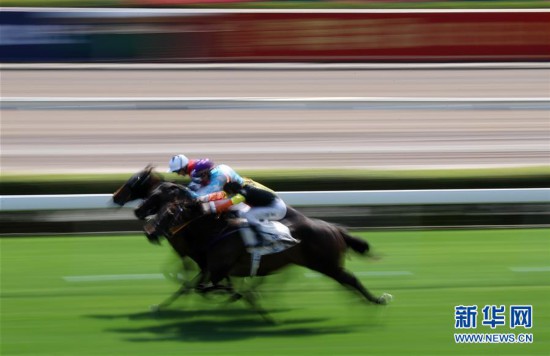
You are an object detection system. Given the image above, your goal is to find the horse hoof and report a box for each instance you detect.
[378,293,393,305]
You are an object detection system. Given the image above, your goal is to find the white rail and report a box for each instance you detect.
[2,97,549,110]
[1,189,549,212]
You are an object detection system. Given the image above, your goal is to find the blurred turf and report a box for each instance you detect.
[1,229,548,355]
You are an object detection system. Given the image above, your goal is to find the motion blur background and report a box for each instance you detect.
[1,0,549,232]
[1,1,549,356]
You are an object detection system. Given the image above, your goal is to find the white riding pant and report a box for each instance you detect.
[239,198,287,227]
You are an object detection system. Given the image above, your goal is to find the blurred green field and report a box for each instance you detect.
[1,229,549,355]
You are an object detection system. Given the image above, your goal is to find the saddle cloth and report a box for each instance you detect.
[239,221,300,276]
[241,221,299,254]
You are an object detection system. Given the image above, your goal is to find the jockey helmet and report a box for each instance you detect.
[167,154,189,173]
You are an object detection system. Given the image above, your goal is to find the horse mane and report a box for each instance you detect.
[144,165,199,200]
[144,165,164,186]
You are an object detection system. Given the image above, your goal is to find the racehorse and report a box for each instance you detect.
[112,166,392,307]
[113,166,370,253]
[112,165,176,215]
[113,165,216,292]
[146,198,392,304]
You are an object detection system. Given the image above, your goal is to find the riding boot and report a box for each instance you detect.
[249,224,264,248]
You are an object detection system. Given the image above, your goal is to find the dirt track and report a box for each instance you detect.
[2,69,549,173]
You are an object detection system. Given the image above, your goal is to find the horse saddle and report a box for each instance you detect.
[238,221,299,277]
[240,221,299,255]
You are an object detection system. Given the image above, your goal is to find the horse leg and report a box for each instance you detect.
[324,267,392,305]
[234,279,273,323]
[151,283,192,312]
[208,260,273,322]
[241,289,274,323]
[195,269,236,294]
[152,271,205,312]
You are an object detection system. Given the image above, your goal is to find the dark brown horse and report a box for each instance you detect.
[147,199,392,305]
[113,167,392,307]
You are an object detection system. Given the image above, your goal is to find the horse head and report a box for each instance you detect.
[112,165,162,206]
[134,182,197,220]
[142,198,196,242]
[143,190,217,240]
[142,201,178,244]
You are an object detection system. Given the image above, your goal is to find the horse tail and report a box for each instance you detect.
[337,226,370,255]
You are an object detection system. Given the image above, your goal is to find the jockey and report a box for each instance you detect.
[190,159,245,196]
[167,154,196,176]
[200,181,287,247]
[166,154,203,191]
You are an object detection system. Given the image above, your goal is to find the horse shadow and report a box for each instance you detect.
[87,307,360,342]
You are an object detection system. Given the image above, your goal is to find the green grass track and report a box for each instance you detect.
[1,229,549,355]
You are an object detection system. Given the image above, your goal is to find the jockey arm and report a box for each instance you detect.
[198,191,227,202]
[195,165,244,196]
[202,194,246,215]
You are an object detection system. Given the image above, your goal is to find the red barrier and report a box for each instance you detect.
[200,11,550,62]
[3,10,547,63]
